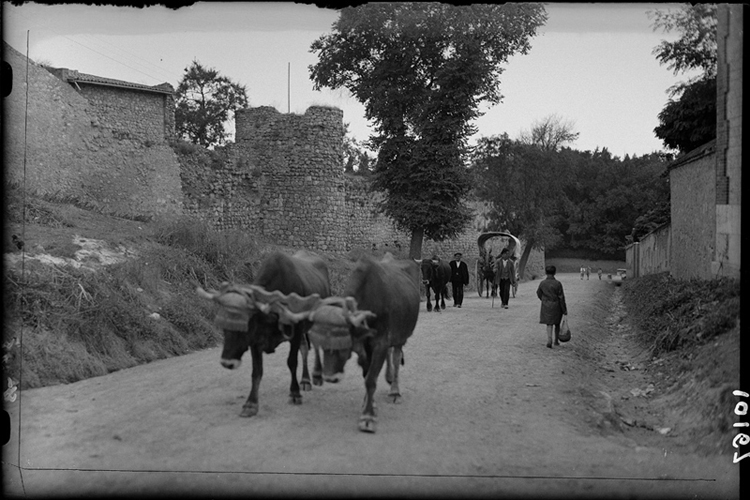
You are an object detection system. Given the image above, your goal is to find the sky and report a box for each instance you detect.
[3,2,701,158]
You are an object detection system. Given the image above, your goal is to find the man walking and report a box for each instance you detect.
[493,248,516,309]
[449,252,470,308]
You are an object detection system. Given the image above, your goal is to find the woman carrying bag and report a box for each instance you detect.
[536,265,569,348]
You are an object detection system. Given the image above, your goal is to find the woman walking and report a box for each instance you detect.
[536,265,568,348]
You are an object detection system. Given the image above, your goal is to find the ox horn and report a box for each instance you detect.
[196,286,218,300]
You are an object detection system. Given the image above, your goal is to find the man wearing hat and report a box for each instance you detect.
[449,252,470,308]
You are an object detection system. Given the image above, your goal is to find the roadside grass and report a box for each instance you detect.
[619,273,740,455]
[3,211,267,389]
[621,273,740,357]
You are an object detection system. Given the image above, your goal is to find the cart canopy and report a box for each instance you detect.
[477,232,522,260]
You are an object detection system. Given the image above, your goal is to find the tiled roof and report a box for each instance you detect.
[57,68,174,95]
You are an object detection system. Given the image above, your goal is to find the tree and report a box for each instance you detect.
[518,114,579,151]
[654,76,716,152]
[175,60,248,148]
[471,134,565,277]
[558,151,670,257]
[310,3,547,258]
[649,4,717,153]
[342,123,375,174]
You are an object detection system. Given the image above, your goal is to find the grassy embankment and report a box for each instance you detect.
[3,188,370,390]
[4,216,256,389]
[621,272,741,454]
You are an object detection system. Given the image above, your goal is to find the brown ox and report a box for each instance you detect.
[197,250,330,417]
[276,253,420,433]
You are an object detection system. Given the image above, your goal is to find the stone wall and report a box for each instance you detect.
[669,145,717,280]
[77,84,174,144]
[712,4,742,278]
[626,223,671,278]
[2,42,182,219]
[182,104,545,282]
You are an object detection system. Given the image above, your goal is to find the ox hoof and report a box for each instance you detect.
[313,375,323,386]
[290,393,303,405]
[389,393,402,404]
[240,405,259,418]
[300,380,312,391]
[358,416,377,433]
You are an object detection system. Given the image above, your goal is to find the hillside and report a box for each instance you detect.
[3,188,363,389]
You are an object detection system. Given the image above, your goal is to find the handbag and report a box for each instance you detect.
[558,315,571,343]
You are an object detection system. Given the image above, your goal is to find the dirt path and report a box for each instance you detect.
[3,274,739,497]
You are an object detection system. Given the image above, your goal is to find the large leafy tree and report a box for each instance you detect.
[175,60,249,148]
[471,134,566,277]
[310,3,547,258]
[557,150,670,257]
[649,4,717,153]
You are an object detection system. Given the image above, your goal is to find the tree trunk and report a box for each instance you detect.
[518,237,535,280]
[409,228,424,260]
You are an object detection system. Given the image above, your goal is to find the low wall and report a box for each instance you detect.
[627,223,671,278]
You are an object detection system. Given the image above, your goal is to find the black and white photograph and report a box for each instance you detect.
[2,2,742,497]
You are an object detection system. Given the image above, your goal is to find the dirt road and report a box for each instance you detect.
[2,274,740,497]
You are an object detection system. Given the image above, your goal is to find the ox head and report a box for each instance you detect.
[277,295,376,383]
[196,283,321,370]
[197,286,377,377]
[416,258,439,285]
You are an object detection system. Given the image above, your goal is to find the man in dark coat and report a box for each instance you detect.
[536,265,568,348]
[449,252,470,308]
[493,248,516,309]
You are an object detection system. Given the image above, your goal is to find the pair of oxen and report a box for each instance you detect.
[197,250,420,433]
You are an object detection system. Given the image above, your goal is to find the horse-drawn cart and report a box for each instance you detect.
[475,231,521,297]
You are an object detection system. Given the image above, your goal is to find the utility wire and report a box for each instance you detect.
[77,32,183,83]
[9,8,182,85]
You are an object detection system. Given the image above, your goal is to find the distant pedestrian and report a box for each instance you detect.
[449,252,470,308]
[586,266,590,280]
[598,268,602,280]
[493,248,516,309]
[536,265,568,349]
[580,265,585,280]
[510,255,519,298]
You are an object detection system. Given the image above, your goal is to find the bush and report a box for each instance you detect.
[151,215,261,282]
[3,244,227,389]
[622,273,740,356]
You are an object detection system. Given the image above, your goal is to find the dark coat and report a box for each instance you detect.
[536,276,568,325]
[492,257,516,286]
[449,260,469,285]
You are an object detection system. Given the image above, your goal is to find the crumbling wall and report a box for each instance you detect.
[3,42,182,218]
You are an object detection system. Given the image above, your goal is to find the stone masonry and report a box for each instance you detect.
[3,42,182,219]
[182,104,545,280]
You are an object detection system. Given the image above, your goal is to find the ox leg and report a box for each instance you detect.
[287,330,303,405]
[387,346,403,403]
[440,286,447,310]
[359,342,388,433]
[241,345,263,417]
[299,332,312,391]
[385,346,394,385]
[312,345,324,386]
[425,286,433,312]
[433,288,441,313]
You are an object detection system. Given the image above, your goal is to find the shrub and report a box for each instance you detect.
[622,273,740,356]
